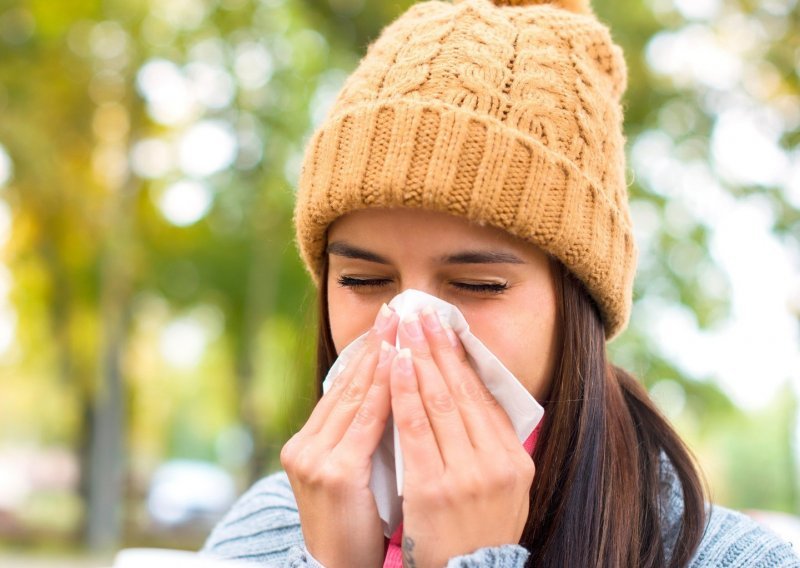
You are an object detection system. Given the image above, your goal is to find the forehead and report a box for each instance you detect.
[326,207,545,264]
[328,207,517,246]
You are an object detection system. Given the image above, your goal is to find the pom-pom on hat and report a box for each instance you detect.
[293,0,637,339]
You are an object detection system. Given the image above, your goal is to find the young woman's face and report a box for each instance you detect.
[326,208,560,400]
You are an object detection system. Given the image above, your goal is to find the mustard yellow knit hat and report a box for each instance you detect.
[293,0,637,339]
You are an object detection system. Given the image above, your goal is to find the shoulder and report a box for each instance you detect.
[200,471,306,564]
[659,454,799,567]
[689,505,800,567]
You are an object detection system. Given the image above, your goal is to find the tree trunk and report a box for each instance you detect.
[239,195,282,485]
[85,320,125,551]
[84,180,136,551]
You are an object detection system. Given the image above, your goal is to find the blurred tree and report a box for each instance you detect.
[0,0,327,550]
[0,0,145,549]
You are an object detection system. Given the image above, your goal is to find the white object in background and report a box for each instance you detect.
[113,548,250,567]
[146,459,236,527]
[322,289,544,536]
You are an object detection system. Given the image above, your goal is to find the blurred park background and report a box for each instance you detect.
[0,0,799,564]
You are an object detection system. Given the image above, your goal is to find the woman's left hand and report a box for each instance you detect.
[390,307,536,568]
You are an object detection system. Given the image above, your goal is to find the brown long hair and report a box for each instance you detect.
[313,254,706,567]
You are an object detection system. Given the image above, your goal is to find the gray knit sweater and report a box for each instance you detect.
[200,459,800,567]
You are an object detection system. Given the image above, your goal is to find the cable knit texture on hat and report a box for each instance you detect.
[293,0,637,339]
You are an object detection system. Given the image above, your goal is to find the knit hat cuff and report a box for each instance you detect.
[294,99,637,339]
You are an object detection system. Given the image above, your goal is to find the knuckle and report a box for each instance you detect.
[280,435,300,468]
[481,388,501,407]
[304,465,326,488]
[427,330,451,350]
[303,467,323,487]
[483,465,514,491]
[287,448,317,481]
[317,463,349,490]
[513,450,536,478]
[497,466,518,488]
[412,347,434,362]
[419,483,447,507]
[351,403,377,429]
[366,329,387,352]
[428,390,456,414]
[399,410,430,435]
[454,474,481,500]
[453,348,470,366]
[341,379,367,404]
[327,373,345,392]
[521,458,536,484]
[458,377,484,402]
[456,371,497,407]
[279,447,293,470]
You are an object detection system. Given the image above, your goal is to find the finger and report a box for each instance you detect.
[335,341,396,459]
[284,335,396,480]
[390,348,444,480]
[314,311,401,447]
[418,306,520,454]
[304,304,399,437]
[397,315,473,466]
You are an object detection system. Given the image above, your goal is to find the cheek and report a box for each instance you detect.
[327,286,378,354]
[466,297,558,400]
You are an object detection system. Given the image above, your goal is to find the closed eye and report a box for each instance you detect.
[336,276,508,295]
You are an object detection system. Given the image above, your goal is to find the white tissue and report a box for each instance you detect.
[322,289,544,536]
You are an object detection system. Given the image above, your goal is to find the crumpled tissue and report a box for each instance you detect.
[322,289,544,536]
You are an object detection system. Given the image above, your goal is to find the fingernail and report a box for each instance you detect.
[378,340,394,367]
[421,305,442,332]
[442,323,459,348]
[402,313,424,340]
[374,303,394,332]
[397,348,413,374]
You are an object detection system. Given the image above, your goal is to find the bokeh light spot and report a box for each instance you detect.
[185,62,236,109]
[649,380,687,419]
[711,108,788,187]
[158,306,223,369]
[137,59,197,126]
[157,180,213,227]
[90,21,129,60]
[0,263,14,371]
[151,0,209,31]
[178,120,237,177]
[234,42,274,90]
[159,318,207,370]
[0,143,12,187]
[130,138,174,179]
[672,0,721,21]
[0,199,12,247]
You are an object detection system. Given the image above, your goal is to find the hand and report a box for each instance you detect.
[280,304,399,568]
[391,307,535,568]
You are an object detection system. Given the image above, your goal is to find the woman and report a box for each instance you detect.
[201,0,800,566]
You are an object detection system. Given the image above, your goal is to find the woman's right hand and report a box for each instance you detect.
[280,304,399,568]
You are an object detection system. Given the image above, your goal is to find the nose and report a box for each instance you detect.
[398,279,443,300]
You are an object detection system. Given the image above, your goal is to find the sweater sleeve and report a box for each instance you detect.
[199,471,315,566]
[445,545,530,567]
[200,471,529,567]
[659,454,799,567]
[688,506,800,567]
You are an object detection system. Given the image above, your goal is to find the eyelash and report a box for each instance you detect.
[336,276,508,295]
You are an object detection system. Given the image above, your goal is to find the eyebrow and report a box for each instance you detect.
[326,241,526,265]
